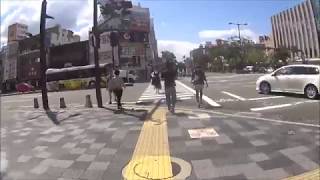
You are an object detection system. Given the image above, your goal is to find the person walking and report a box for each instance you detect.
[106,72,114,104]
[192,66,208,108]
[162,61,177,113]
[151,70,162,94]
[108,70,125,110]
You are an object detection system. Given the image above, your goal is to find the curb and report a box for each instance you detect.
[0,90,41,97]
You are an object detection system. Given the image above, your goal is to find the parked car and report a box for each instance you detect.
[256,64,320,99]
[266,67,274,73]
[16,82,34,93]
[119,70,137,83]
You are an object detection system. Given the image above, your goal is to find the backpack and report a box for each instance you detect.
[193,70,204,84]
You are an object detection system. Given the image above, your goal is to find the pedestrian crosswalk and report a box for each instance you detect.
[137,81,194,103]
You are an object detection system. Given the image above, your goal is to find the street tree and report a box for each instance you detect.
[161,51,176,62]
[273,47,290,64]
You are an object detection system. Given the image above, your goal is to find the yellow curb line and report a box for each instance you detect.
[123,108,173,179]
[282,168,319,180]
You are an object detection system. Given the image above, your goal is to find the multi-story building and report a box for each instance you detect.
[47,24,81,46]
[149,18,158,66]
[271,0,320,60]
[95,3,158,80]
[2,23,81,91]
[2,41,19,91]
[7,23,28,43]
[17,35,41,87]
[216,39,229,46]
[0,46,7,87]
[259,35,275,56]
[49,40,90,69]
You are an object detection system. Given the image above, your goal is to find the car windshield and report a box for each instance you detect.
[1,0,320,180]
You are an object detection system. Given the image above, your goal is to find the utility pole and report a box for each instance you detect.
[93,0,103,108]
[40,0,53,110]
[229,22,248,70]
[110,31,119,69]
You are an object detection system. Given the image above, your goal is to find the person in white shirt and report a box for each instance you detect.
[108,70,125,109]
[106,73,114,104]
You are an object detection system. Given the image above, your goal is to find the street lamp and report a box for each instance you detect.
[229,22,248,70]
[228,22,248,45]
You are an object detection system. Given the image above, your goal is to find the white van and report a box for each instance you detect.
[256,64,320,99]
[119,70,137,83]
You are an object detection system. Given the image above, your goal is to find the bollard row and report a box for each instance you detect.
[33,95,93,109]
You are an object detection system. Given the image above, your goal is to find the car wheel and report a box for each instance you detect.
[260,82,271,94]
[304,85,318,99]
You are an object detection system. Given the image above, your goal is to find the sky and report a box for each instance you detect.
[1,0,304,61]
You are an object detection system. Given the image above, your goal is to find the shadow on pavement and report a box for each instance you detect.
[102,100,162,121]
[270,92,319,100]
[45,110,81,125]
[102,106,149,121]
[173,112,189,117]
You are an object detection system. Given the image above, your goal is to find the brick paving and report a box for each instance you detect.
[1,105,319,180]
[167,109,320,180]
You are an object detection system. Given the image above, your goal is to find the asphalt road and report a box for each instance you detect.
[1,82,149,110]
[2,73,319,125]
[179,73,320,125]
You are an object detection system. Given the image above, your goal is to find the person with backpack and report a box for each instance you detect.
[162,61,177,113]
[108,70,125,110]
[192,66,208,108]
[151,70,162,94]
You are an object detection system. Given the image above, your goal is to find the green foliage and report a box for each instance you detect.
[273,47,290,63]
[204,43,267,72]
[161,51,176,62]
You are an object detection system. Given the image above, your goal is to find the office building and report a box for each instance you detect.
[7,23,28,43]
[271,0,320,59]
[2,23,81,91]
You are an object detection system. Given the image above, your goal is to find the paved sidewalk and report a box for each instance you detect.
[1,106,148,180]
[1,104,319,180]
[166,109,319,180]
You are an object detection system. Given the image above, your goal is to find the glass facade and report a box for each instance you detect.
[311,0,320,31]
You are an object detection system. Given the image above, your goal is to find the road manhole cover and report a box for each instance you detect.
[171,161,181,176]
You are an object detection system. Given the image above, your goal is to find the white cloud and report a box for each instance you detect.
[0,0,96,44]
[158,40,198,62]
[199,28,258,43]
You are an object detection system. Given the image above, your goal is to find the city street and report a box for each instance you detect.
[1,73,319,180]
[179,73,320,126]
[2,0,320,179]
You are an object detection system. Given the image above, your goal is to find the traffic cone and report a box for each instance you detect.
[34,98,39,109]
[60,97,66,108]
[85,95,93,108]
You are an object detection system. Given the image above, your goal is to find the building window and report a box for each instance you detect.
[101,35,107,44]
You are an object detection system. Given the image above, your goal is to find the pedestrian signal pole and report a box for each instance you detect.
[93,0,103,108]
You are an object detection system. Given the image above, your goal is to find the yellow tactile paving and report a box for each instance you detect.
[282,168,320,180]
[123,108,173,180]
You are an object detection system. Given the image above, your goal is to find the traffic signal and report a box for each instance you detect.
[110,31,119,47]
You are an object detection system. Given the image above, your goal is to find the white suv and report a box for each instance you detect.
[256,64,320,99]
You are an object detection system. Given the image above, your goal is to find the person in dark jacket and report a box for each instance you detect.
[192,66,208,108]
[162,61,177,113]
[151,70,162,94]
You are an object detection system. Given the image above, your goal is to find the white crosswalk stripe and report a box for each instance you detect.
[137,81,194,103]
